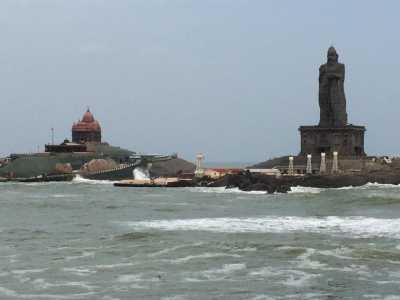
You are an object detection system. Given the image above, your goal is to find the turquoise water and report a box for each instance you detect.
[1,179,400,299]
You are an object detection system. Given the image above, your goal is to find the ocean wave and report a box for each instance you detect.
[65,251,95,261]
[288,186,323,194]
[32,278,95,291]
[290,182,400,194]
[165,252,241,264]
[184,263,247,282]
[71,175,116,185]
[62,267,96,277]
[119,216,400,239]
[188,182,400,195]
[187,187,267,195]
[0,286,95,299]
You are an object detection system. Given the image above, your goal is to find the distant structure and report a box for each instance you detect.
[306,154,312,174]
[332,151,339,173]
[288,156,294,175]
[299,47,366,157]
[320,153,326,173]
[72,109,102,144]
[195,153,205,177]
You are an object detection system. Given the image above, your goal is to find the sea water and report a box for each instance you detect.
[1,179,400,299]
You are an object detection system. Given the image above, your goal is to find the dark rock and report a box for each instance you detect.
[150,158,195,177]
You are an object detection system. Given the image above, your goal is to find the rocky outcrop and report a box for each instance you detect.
[150,158,195,177]
[203,172,291,193]
[200,170,400,193]
[81,159,118,173]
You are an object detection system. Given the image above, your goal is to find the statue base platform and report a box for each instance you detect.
[299,125,366,157]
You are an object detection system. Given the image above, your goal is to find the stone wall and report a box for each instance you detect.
[299,125,366,157]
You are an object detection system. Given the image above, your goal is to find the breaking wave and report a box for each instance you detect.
[72,175,116,185]
[289,183,400,194]
[186,183,400,195]
[119,216,400,239]
[133,167,150,180]
[187,187,267,195]
[288,186,323,194]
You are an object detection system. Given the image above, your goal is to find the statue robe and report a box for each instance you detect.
[318,62,348,127]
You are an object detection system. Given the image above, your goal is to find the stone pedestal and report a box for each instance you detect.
[299,125,366,157]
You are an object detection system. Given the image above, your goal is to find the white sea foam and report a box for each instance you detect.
[289,182,400,194]
[0,286,95,299]
[284,270,320,287]
[289,186,323,194]
[133,167,150,180]
[65,251,95,261]
[364,182,400,189]
[188,187,267,195]
[200,263,246,280]
[116,274,160,283]
[120,216,400,239]
[11,268,47,275]
[249,266,319,287]
[318,247,354,260]
[72,175,116,185]
[102,296,121,300]
[166,252,241,264]
[63,267,96,276]
[32,278,94,291]
[297,248,327,269]
[95,262,134,270]
[188,183,400,195]
[116,274,141,283]
[148,242,204,257]
[250,296,276,300]
[161,296,187,300]
[52,194,79,198]
[184,263,246,282]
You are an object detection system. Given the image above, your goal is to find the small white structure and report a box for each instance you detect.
[246,168,281,176]
[195,153,205,177]
[306,154,312,174]
[288,156,294,175]
[320,152,326,174]
[332,151,339,173]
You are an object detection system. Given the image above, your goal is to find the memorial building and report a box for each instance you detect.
[299,47,366,157]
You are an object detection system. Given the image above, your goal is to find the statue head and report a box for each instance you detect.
[327,46,338,63]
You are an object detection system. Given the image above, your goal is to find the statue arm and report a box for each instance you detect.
[327,64,345,80]
[341,64,345,81]
[319,65,325,83]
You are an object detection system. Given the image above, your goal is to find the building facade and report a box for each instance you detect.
[72,109,102,143]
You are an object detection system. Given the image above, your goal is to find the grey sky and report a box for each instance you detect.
[0,0,399,162]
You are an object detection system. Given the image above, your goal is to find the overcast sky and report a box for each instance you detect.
[0,0,399,162]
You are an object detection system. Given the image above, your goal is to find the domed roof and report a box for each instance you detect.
[82,109,95,123]
[72,109,101,132]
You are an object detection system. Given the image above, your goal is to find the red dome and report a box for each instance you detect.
[72,109,102,143]
[72,120,101,132]
[82,109,95,123]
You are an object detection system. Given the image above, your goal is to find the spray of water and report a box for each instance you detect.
[133,167,150,180]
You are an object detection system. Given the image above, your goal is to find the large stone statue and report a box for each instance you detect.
[299,46,366,157]
[318,46,348,127]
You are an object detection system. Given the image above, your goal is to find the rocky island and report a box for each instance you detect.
[192,47,400,193]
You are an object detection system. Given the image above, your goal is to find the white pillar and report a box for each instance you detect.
[288,156,294,175]
[306,154,312,174]
[320,152,326,174]
[332,151,339,174]
[195,153,204,177]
